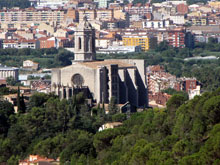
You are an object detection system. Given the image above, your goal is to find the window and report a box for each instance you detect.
[78,37,81,49]
[85,38,89,52]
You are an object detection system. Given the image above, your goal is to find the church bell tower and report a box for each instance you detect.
[74,16,96,61]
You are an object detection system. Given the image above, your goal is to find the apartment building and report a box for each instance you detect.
[3,40,18,49]
[169,15,185,25]
[168,28,185,48]
[0,8,65,24]
[189,17,208,26]
[122,34,156,51]
[3,39,40,49]
[124,4,152,16]
[95,0,111,8]
[96,9,113,21]
[143,20,171,29]
[102,20,128,29]
[17,39,40,49]
[78,9,96,21]
[36,0,69,8]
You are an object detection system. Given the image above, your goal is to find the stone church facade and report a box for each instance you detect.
[51,17,148,108]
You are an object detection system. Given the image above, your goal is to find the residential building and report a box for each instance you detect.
[149,92,171,108]
[31,79,51,93]
[96,38,113,48]
[122,34,157,51]
[96,9,114,21]
[176,3,188,14]
[3,92,31,113]
[23,60,39,70]
[189,17,208,26]
[3,40,18,49]
[78,9,96,21]
[170,15,185,25]
[19,155,59,165]
[0,8,65,25]
[143,20,171,29]
[99,122,123,131]
[64,8,79,23]
[36,0,69,8]
[39,37,57,48]
[102,19,128,29]
[17,39,40,49]
[97,45,142,54]
[168,28,185,48]
[0,64,19,81]
[130,21,143,29]
[113,10,128,20]
[95,0,112,8]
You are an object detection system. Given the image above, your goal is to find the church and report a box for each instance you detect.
[51,17,148,108]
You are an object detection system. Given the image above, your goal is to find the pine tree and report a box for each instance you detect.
[16,86,21,113]
[108,96,118,115]
[20,94,26,113]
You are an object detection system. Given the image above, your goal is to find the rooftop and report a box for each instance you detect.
[76,60,134,69]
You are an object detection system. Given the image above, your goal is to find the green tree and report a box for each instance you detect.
[155,41,170,52]
[112,113,127,122]
[6,76,17,86]
[7,155,19,165]
[0,100,14,135]
[27,92,50,110]
[166,94,187,111]
[108,96,118,115]
[16,86,25,113]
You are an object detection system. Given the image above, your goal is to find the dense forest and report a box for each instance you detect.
[0,0,30,9]
[0,87,220,164]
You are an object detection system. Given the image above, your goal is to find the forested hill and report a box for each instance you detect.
[0,0,30,9]
[1,88,220,163]
[91,90,220,164]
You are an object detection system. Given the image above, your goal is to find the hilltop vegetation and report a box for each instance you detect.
[0,48,74,68]
[0,88,220,164]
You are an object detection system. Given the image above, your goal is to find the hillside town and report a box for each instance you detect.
[1,0,220,164]
[0,0,214,110]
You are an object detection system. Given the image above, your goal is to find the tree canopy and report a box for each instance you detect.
[0,48,74,69]
[0,87,220,163]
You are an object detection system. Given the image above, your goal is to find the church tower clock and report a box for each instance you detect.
[74,16,96,61]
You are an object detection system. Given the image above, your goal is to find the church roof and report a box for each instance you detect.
[78,60,134,69]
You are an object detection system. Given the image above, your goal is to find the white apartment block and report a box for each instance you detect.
[37,0,69,8]
[169,15,185,25]
[143,20,171,29]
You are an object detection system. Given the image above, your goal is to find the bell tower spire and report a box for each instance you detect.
[74,16,96,61]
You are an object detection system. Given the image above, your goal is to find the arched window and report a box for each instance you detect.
[78,37,81,50]
[92,38,95,52]
[85,38,89,52]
